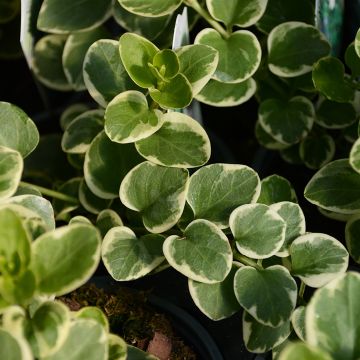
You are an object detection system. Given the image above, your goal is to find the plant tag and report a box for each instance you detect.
[172,7,203,124]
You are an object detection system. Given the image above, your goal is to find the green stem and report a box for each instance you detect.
[20,181,79,204]
[299,281,306,299]
[233,252,262,270]
[184,0,229,38]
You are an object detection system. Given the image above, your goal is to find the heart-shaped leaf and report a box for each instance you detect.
[0,146,23,200]
[259,96,314,145]
[32,224,101,295]
[188,264,241,320]
[105,91,163,144]
[257,175,297,205]
[83,40,140,108]
[243,312,291,353]
[290,233,349,288]
[163,219,232,283]
[304,159,360,214]
[75,307,109,331]
[206,0,268,28]
[62,27,109,91]
[135,112,210,168]
[230,203,286,259]
[102,226,165,281]
[299,133,335,170]
[187,163,260,228]
[0,102,39,158]
[119,33,159,88]
[196,78,256,107]
[345,214,360,264]
[269,202,305,257]
[268,22,330,77]
[195,28,261,83]
[37,0,112,33]
[33,35,72,91]
[120,161,189,233]
[62,110,104,154]
[96,209,123,238]
[234,265,297,327]
[306,272,360,360]
[312,57,355,103]
[118,0,182,17]
[176,44,218,96]
[84,131,142,199]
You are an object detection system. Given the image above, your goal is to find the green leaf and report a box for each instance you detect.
[243,312,291,353]
[2,195,55,231]
[0,146,23,200]
[299,133,335,170]
[119,33,159,88]
[230,204,286,259]
[102,226,165,280]
[0,328,32,360]
[269,202,305,257]
[290,233,348,288]
[256,0,315,34]
[312,57,355,103]
[355,27,360,59]
[291,306,306,341]
[186,163,260,228]
[196,78,256,107]
[78,180,111,215]
[62,110,104,154]
[188,264,241,320]
[259,96,314,145]
[113,1,171,40]
[0,208,31,276]
[44,319,107,360]
[152,49,179,79]
[105,91,163,144]
[15,184,42,197]
[83,40,140,108]
[37,0,112,33]
[96,209,123,238]
[280,144,303,165]
[306,272,360,360]
[69,216,92,225]
[350,137,360,174]
[195,28,261,83]
[27,301,70,358]
[176,44,219,96]
[62,27,109,91]
[32,224,101,296]
[84,131,142,199]
[206,0,268,28]
[268,22,330,77]
[127,345,158,360]
[316,99,356,129]
[257,175,297,205]
[304,159,360,214]
[345,42,360,77]
[149,73,193,109]
[60,104,89,131]
[135,112,210,168]
[163,219,232,283]
[118,0,182,17]
[119,161,189,233]
[75,307,109,332]
[255,121,290,150]
[0,102,39,157]
[278,343,332,360]
[234,265,297,327]
[345,214,360,264]
[108,334,127,360]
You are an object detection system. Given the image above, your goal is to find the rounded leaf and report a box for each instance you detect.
[78,180,111,215]
[0,328,32,360]
[105,91,163,144]
[119,161,189,233]
[163,219,232,283]
[96,209,123,238]
[279,343,332,360]
[350,137,360,174]
[290,233,349,288]
[118,0,182,17]
[230,203,286,259]
[291,306,306,342]
[135,112,210,168]
[345,214,360,264]
[195,28,261,83]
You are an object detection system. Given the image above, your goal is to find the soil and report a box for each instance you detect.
[59,284,197,360]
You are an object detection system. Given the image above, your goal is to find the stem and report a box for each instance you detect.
[264,75,289,100]
[20,181,79,204]
[233,252,262,270]
[299,281,306,299]
[184,0,229,38]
